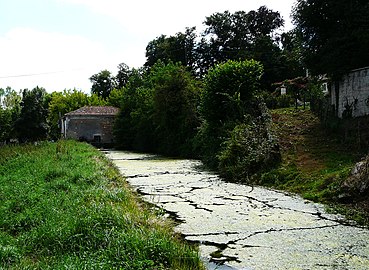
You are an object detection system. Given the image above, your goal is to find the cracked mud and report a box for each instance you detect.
[105,151,369,270]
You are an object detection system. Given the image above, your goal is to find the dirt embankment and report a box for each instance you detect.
[271,108,369,220]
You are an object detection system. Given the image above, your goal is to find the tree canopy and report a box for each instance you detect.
[145,27,197,71]
[15,87,49,142]
[293,0,369,78]
[90,70,115,99]
[144,6,302,88]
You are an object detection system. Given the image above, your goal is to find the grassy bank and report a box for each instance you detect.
[261,108,369,225]
[0,140,204,269]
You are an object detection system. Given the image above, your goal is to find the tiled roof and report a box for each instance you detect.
[65,106,119,116]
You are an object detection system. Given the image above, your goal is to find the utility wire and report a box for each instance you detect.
[0,68,84,79]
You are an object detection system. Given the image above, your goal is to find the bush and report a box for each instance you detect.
[197,59,264,167]
[217,101,281,182]
[262,91,294,109]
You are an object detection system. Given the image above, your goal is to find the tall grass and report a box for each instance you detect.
[0,140,203,269]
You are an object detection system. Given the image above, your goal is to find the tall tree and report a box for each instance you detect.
[2,87,21,110]
[15,87,49,142]
[293,0,369,78]
[0,87,21,142]
[90,70,115,99]
[114,69,155,152]
[145,27,198,71]
[150,62,200,156]
[115,63,132,89]
[279,30,305,79]
[197,6,285,87]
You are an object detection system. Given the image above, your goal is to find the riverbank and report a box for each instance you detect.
[262,108,369,225]
[0,141,204,269]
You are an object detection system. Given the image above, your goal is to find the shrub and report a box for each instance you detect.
[197,59,264,167]
[217,101,281,182]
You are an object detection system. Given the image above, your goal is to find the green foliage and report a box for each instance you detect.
[114,63,200,156]
[144,6,303,84]
[0,141,203,269]
[0,109,12,142]
[260,108,369,225]
[293,0,369,77]
[195,6,302,86]
[1,87,22,110]
[218,111,281,182]
[261,91,294,109]
[197,59,265,167]
[0,87,21,142]
[15,87,49,143]
[202,59,263,125]
[145,27,197,71]
[48,89,106,140]
[114,68,155,152]
[0,87,22,143]
[115,62,133,89]
[90,70,115,99]
[150,62,200,156]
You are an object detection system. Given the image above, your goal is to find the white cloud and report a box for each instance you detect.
[59,0,294,37]
[0,27,118,92]
[1,0,295,91]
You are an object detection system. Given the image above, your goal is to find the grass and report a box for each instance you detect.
[0,140,204,269]
[261,107,369,225]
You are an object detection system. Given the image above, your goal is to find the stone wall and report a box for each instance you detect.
[64,115,115,145]
[331,67,369,118]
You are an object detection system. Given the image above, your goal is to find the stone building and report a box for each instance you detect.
[330,66,369,118]
[61,106,119,147]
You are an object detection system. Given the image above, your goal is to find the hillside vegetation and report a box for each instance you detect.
[0,141,203,270]
[261,108,369,225]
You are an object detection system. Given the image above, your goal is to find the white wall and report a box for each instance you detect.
[332,67,369,118]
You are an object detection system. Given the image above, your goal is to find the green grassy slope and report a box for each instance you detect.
[0,141,204,270]
[261,108,369,224]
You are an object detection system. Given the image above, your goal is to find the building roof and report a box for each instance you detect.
[65,106,119,116]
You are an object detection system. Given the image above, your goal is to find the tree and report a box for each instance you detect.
[292,0,369,78]
[114,69,155,152]
[114,63,200,156]
[197,59,264,167]
[115,63,132,89]
[201,59,263,126]
[1,87,22,110]
[197,6,286,87]
[0,87,21,142]
[90,70,115,99]
[150,62,200,156]
[15,87,49,142]
[145,27,198,72]
[279,30,305,79]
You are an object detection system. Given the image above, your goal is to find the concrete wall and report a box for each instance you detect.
[63,115,115,145]
[331,67,369,118]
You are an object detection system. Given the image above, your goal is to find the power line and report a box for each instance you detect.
[0,68,84,79]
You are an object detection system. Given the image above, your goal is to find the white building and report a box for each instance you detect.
[330,67,369,118]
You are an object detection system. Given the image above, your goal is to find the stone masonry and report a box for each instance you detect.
[62,106,119,146]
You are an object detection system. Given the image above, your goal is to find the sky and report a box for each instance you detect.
[0,0,296,93]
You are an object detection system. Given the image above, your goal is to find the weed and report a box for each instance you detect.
[264,108,368,225]
[0,140,204,269]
